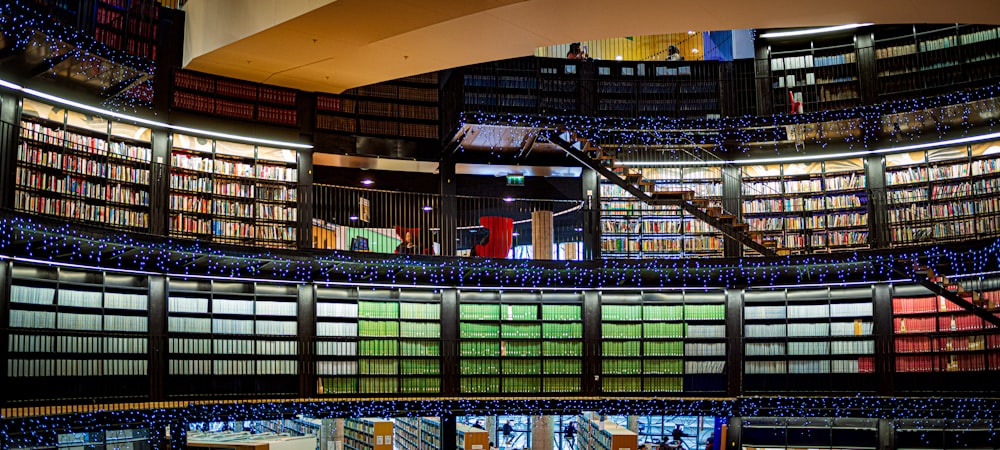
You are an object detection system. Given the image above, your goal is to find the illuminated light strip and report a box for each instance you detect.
[0,79,312,149]
[760,23,874,38]
[618,131,1000,166]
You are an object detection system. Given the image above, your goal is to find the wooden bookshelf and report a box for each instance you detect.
[5,261,150,403]
[395,418,489,450]
[94,0,159,62]
[169,133,298,249]
[15,99,152,232]
[315,288,441,396]
[345,418,394,450]
[599,166,724,258]
[458,291,583,394]
[577,413,638,450]
[600,291,727,394]
[742,286,876,393]
[165,277,299,397]
[316,73,440,139]
[172,69,298,126]
[768,40,860,113]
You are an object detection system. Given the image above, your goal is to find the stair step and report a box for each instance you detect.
[718,214,736,223]
[732,223,748,229]
[689,198,710,207]
[649,190,695,201]
[705,207,723,217]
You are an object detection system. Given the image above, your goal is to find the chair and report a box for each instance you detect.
[473,216,513,258]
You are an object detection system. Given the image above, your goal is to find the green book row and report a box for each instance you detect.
[400,302,440,320]
[460,376,501,393]
[400,321,440,338]
[602,376,684,392]
[645,322,685,338]
[502,323,542,339]
[544,358,582,375]
[503,359,541,375]
[318,376,356,394]
[505,341,542,357]
[460,322,500,338]
[358,320,399,337]
[401,340,440,356]
[602,304,724,320]
[603,340,641,357]
[647,340,684,356]
[601,358,686,376]
[544,341,583,356]
[503,376,542,393]
[400,359,440,375]
[359,358,398,375]
[542,322,583,338]
[460,359,500,375]
[401,377,440,394]
[602,376,643,393]
[459,303,501,320]
[644,358,684,374]
[359,301,399,319]
[604,323,722,338]
[603,359,642,375]
[545,377,581,393]
[359,339,398,355]
[541,304,582,320]
[603,323,641,338]
[644,376,684,392]
[460,341,500,356]
[359,376,398,394]
[458,340,582,357]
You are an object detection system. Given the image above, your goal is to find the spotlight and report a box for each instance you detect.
[361,179,374,186]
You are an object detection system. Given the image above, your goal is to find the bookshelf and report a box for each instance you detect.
[769,40,860,113]
[316,288,441,395]
[169,133,299,249]
[345,418,394,450]
[462,60,539,115]
[166,277,299,397]
[577,413,638,450]
[458,291,583,394]
[172,69,299,126]
[593,61,720,118]
[600,166,724,258]
[395,418,489,450]
[742,286,876,392]
[53,428,152,450]
[600,291,727,394]
[94,0,159,62]
[742,160,869,254]
[886,143,1000,246]
[875,25,1000,100]
[5,262,149,403]
[891,281,997,386]
[317,73,440,139]
[15,99,152,232]
[538,58,580,114]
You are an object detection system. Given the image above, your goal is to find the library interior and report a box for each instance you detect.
[5,1,1000,449]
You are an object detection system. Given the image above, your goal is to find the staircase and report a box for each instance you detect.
[549,130,778,257]
[896,261,1000,328]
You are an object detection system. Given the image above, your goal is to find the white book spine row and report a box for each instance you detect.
[57,312,102,331]
[213,298,254,315]
[745,305,786,319]
[169,338,212,354]
[317,360,359,375]
[213,339,255,355]
[788,341,830,355]
[831,321,873,336]
[831,339,875,354]
[745,323,786,338]
[687,324,725,338]
[9,309,56,328]
[830,302,873,317]
[831,359,861,373]
[789,360,831,374]
[10,285,55,305]
[168,297,209,313]
[745,360,787,374]
[105,293,148,310]
[685,360,725,374]
[317,341,358,356]
[787,304,830,319]
[257,340,298,355]
[169,359,212,375]
[7,359,147,377]
[59,290,103,308]
[168,316,211,333]
[746,342,786,356]
[103,315,148,333]
[211,318,254,334]
[102,359,149,376]
[256,320,297,336]
[685,342,726,356]
[789,322,830,337]
[257,360,297,375]
[103,337,147,354]
[256,300,297,316]
[213,360,255,375]
[317,322,358,337]
[7,334,53,352]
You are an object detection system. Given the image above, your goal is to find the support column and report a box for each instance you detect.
[298,149,315,249]
[721,165,743,257]
[441,289,459,396]
[148,275,167,402]
[439,156,457,256]
[532,416,554,450]
[581,168,601,260]
[0,261,10,406]
[873,283,894,395]
[333,418,345,450]
[865,155,890,249]
[487,416,499,448]
[442,415,457,450]
[725,288,744,396]
[583,291,601,395]
[298,283,317,397]
[877,418,893,450]
[532,210,553,260]
[0,92,21,210]
[753,44,774,115]
[724,417,741,450]
[149,131,170,236]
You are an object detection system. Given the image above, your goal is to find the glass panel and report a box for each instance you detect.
[927,145,968,162]
[885,151,925,167]
[825,157,864,173]
[257,145,296,163]
[173,133,213,152]
[21,98,63,122]
[215,140,255,158]
[110,121,152,142]
[65,109,108,134]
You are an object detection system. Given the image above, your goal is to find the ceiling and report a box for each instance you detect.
[182,0,1000,94]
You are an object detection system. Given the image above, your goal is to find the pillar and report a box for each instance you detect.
[334,418,345,450]
[487,416,499,447]
[532,210,553,260]
[532,416,554,450]
[627,416,639,433]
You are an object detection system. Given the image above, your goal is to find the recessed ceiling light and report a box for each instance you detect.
[361,179,374,186]
[615,55,623,61]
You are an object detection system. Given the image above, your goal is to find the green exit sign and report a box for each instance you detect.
[506,174,525,186]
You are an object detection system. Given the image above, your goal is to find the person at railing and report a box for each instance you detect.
[667,45,684,61]
[567,42,589,60]
[395,231,417,254]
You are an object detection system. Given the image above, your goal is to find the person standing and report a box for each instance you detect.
[503,420,514,445]
[567,42,589,60]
